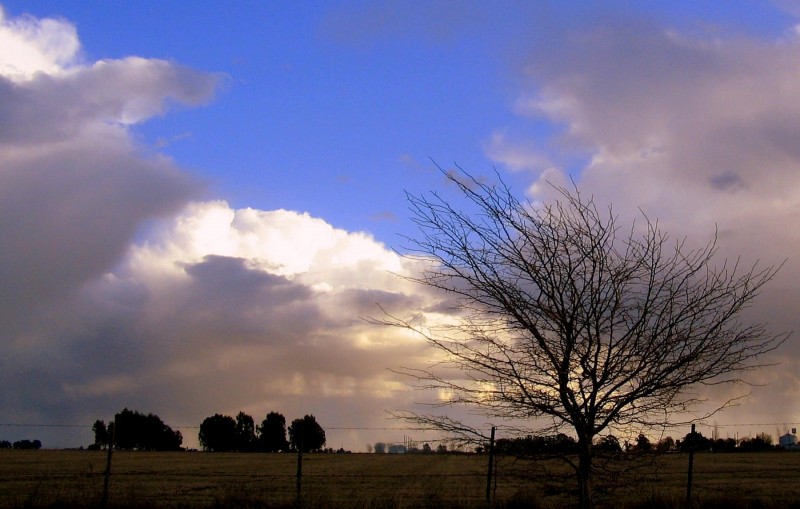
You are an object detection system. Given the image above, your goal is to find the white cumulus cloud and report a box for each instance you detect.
[0,6,80,80]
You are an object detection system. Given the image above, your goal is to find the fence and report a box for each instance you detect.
[4,446,800,507]
[3,422,800,508]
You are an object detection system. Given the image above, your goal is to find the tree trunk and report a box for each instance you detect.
[577,436,593,509]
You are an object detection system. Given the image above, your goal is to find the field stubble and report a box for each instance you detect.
[2,450,800,508]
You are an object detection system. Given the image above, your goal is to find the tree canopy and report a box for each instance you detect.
[199,414,237,452]
[113,408,182,451]
[199,411,291,452]
[288,414,326,453]
[92,419,109,450]
[259,411,289,452]
[386,168,786,508]
[235,411,257,452]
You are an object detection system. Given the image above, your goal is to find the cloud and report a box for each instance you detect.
[483,132,557,173]
[0,8,447,450]
[0,7,219,332]
[488,14,800,426]
[2,199,441,448]
[0,6,80,80]
[0,8,247,441]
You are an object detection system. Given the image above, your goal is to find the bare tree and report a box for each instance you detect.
[382,168,786,508]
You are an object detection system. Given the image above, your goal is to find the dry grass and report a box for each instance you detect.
[2,450,800,509]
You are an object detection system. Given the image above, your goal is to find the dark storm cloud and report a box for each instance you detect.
[0,9,225,438]
[0,139,200,328]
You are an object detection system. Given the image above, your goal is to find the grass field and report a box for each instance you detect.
[2,450,800,509]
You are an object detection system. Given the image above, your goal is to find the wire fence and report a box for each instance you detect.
[3,439,800,508]
[0,422,800,507]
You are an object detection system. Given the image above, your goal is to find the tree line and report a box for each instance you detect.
[197,411,325,452]
[91,408,183,451]
[491,429,783,457]
[0,439,42,450]
[90,408,325,453]
[84,407,789,455]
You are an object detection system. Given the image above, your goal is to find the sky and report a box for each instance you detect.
[3,0,800,451]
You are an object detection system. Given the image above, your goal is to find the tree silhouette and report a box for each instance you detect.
[679,429,712,452]
[739,432,773,451]
[235,411,256,452]
[198,414,237,452]
[259,411,288,452]
[113,408,182,451]
[656,436,675,453]
[13,439,42,450]
[92,419,109,450]
[595,435,622,454]
[633,434,652,453]
[712,437,737,452]
[382,167,786,509]
[288,414,325,452]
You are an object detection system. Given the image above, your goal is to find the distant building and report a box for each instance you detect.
[780,429,798,449]
[388,444,407,454]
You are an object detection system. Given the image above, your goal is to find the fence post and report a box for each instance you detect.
[102,420,115,508]
[486,426,496,506]
[296,434,303,504]
[686,423,695,505]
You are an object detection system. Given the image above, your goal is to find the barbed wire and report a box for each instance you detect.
[0,423,87,428]
[2,422,800,430]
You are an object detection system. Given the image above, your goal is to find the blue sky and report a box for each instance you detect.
[8,0,796,244]
[3,1,800,450]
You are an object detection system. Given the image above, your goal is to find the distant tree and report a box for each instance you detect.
[756,432,773,447]
[422,443,432,453]
[13,439,42,450]
[373,442,386,454]
[679,430,712,452]
[235,411,256,452]
[436,444,447,454]
[366,443,373,453]
[258,412,288,452]
[113,408,182,451]
[0,440,11,449]
[199,414,237,452]
[739,432,773,452]
[632,434,652,453]
[288,415,326,452]
[595,435,622,454]
[713,437,737,452]
[656,436,675,453]
[495,433,577,456]
[92,420,109,450]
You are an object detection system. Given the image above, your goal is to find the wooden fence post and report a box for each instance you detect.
[102,420,115,508]
[296,434,303,504]
[486,426,496,506]
[686,423,695,506]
